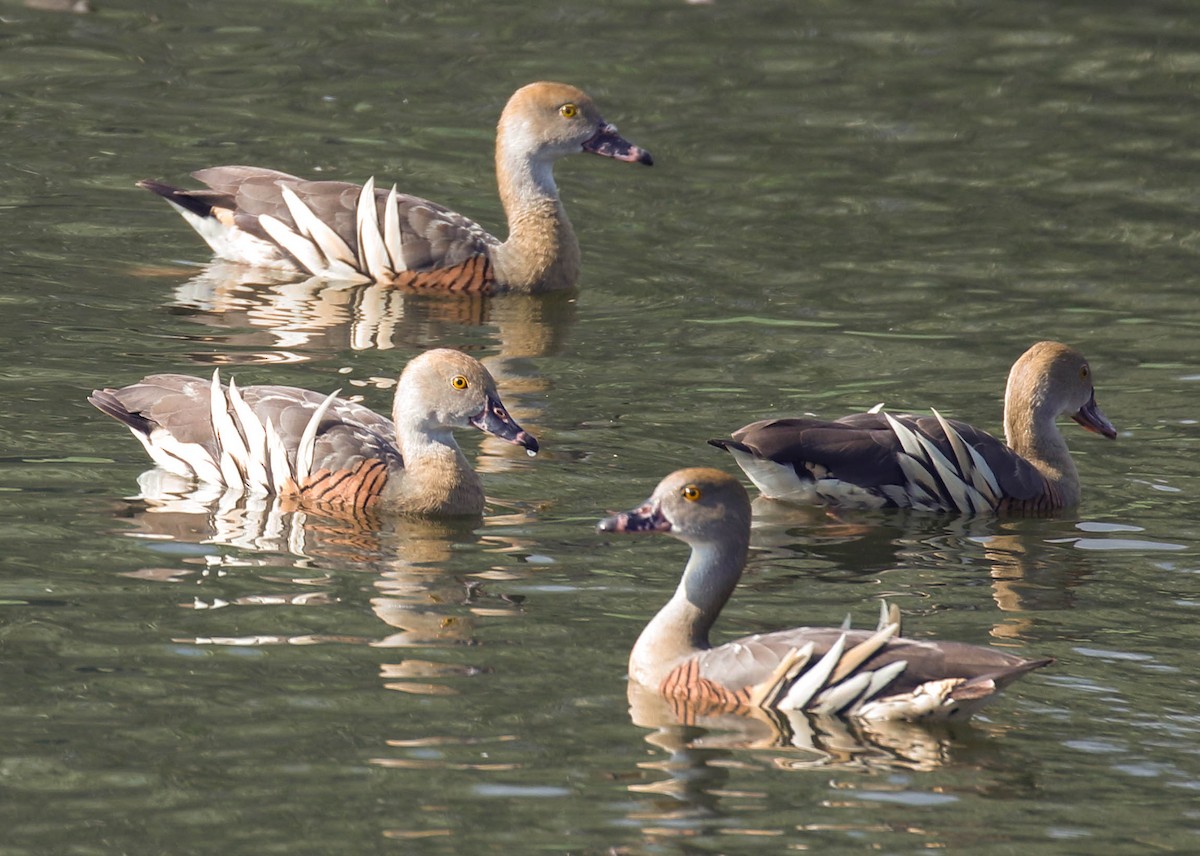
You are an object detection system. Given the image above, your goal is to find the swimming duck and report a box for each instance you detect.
[138,81,652,292]
[710,341,1116,514]
[599,468,1052,722]
[89,349,538,516]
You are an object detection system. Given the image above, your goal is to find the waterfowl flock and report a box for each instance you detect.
[92,81,1120,728]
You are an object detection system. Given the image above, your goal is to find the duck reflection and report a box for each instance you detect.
[628,682,963,773]
[111,470,534,697]
[745,499,1090,642]
[164,261,575,360]
[620,685,976,848]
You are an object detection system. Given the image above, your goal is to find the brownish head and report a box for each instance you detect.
[395,349,538,453]
[498,82,653,165]
[598,467,750,545]
[1005,341,1117,440]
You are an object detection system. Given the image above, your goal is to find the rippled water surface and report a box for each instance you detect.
[2,0,1199,853]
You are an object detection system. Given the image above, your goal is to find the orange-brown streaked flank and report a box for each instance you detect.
[285,458,389,509]
[660,658,754,721]
[392,255,495,293]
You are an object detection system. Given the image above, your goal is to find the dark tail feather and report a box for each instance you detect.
[950,656,1054,702]
[88,389,153,437]
[708,438,749,455]
[136,179,223,220]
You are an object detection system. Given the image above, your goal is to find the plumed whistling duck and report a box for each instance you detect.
[710,341,1116,514]
[89,349,537,516]
[139,81,652,293]
[599,468,1052,722]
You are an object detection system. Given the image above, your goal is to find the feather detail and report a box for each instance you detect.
[886,412,992,512]
[746,642,813,710]
[830,621,899,684]
[910,427,977,512]
[280,187,353,266]
[811,670,873,714]
[853,660,908,709]
[148,432,222,483]
[856,677,966,721]
[933,409,973,488]
[279,187,370,283]
[383,184,406,272]
[263,418,293,495]
[225,377,270,493]
[355,176,393,282]
[208,369,247,490]
[293,388,340,485]
[259,213,327,275]
[886,414,944,503]
[778,633,847,711]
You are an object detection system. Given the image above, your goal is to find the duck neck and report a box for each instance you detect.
[387,398,483,515]
[1004,389,1080,506]
[629,536,749,687]
[492,147,580,292]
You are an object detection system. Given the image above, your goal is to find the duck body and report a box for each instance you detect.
[711,341,1116,514]
[89,349,538,516]
[139,82,652,293]
[599,468,1051,723]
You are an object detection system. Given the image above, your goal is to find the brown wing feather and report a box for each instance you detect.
[726,413,1053,506]
[692,627,1042,697]
[96,374,403,483]
[191,166,497,275]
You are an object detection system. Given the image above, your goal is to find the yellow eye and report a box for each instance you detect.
[681,485,702,502]
[451,375,469,390]
[559,103,578,119]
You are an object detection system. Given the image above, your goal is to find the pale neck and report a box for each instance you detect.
[1004,390,1080,505]
[629,537,748,687]
[387,392,483,513]
[492,147,580,291]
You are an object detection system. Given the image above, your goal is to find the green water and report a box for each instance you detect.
[1,1,1198,853]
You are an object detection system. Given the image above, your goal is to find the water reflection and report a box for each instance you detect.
[111,471,534,697]
[747,497,1100,639]
[158,261,576,362]
[628,682,963,773]
[623,682,1013,848]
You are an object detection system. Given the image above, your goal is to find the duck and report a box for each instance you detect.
[709,341,1116,514]
[598,468,1052,722]
[137,81,652,293]
[88,349,538,516]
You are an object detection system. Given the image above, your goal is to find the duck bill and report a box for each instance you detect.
[1071,392,1117,439]
[470,393,539,454]
[582,122,654,165]
[597,500,672,534]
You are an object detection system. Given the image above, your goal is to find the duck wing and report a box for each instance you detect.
[90,373,402,504]
[675,626,1049,722]
[714,412,1053,512]
[145,166,498,288]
